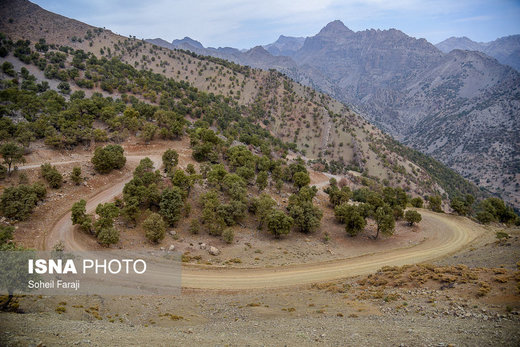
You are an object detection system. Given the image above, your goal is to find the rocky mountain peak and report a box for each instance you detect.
[171,36,204,49]
[317,20,353,37]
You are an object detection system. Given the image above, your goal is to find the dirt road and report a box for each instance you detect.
[43,155,162,251]
[41,151,486,290]
[181,210,484,289]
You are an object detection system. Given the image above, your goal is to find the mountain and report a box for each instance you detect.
[436,35,520,71]
[150,21,519,207]
[286,21,519,207]
[436,37,483,53]
[171,36,204,49]
[263,35,305,56]
[0,0,484,203]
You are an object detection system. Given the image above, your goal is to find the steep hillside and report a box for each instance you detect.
[159,20,519,208]
[0,0,485,201]
[436,35,520,71]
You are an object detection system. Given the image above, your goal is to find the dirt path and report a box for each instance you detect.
[181,210,484,289]
[43,155,162,250]
[40,149,486,290]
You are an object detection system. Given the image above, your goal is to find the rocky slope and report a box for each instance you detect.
[150,20,520,208]
[0,0,485,201]
[436,35,520,71]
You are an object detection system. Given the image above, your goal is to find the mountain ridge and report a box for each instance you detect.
[144,20,520,208]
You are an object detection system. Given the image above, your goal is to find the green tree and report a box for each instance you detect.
[200,190,226,236]
[404,210,422,226]
[70,166,82,185]
[328,186,352,207]
[91,144,126,174]
[159,187,184,226]
[222,173,247,201]
[222,228,234,244]
[450,197,469,216]
[0,143,25,174]
[40,163,63,189]
[0,164,7,180]
[162,149,179,173]
[428,195,443,213]
[253,193,277,229]
[207,164,228,188]
[143,212,166,243]
[0,225,14,244]
[97,226,119,246]
[267,210,293,238]
[71,199,92,232]
[292,171,310,189]
[289,200,322,233]
[410,197,423,208]
[92,203,119,246]
[335,204,366,236]
[256,171,268,191]
[170,169,192,197]
[374,205,395,239]
[140,122,157,143]
[0,183,45,220]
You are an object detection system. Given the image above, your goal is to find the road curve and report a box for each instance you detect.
[43,154,485,290]
[181,210,484,289]
[43,155,162,251]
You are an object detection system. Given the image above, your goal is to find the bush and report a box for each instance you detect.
[91,145,126,174]
[410,197,423,208]
[71,166,82,185]
[266,210,293,238]
[143,212,166,243]
[0,225,14,244]
[159,187,184,226]
[162,149,179,173]
[428,195,442,213]
[404,210,422,226]
[0,183,46,220]
[189,219,200,234]
[71,199,92,232]
[334,204,366,236]
[293,171,310,189]
[222,228,234,244]
[40,163,63,188]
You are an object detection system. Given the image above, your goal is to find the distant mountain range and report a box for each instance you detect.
[147,21,520,207]
[436,35,520,71]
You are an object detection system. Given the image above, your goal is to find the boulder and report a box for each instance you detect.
[208,246,220,256]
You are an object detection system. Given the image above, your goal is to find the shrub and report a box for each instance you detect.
[41,163,63,188]
[222,228,234,244]
[404,210,422,226]
[428,195,442,213]
[71,167,82,185]
[267,210,293,238]
[189,219,200,234]
[143,212,166,243]
[162,149,179,173]
[292,171,310,189]
[71,199,92,232]
[159,187,184,226]
[0,183,46,220]
[410,197,423,208]
[91,145,126,174]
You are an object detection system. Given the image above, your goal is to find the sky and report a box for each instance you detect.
[31,0,520,49]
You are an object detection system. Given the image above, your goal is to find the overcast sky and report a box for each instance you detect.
[32,0,520,49]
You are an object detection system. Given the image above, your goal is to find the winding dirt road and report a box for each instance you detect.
[42,153,486,290]
[43,155,162,251]
[181,211,484,289]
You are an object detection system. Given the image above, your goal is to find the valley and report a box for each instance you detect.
[0,0,519,345]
